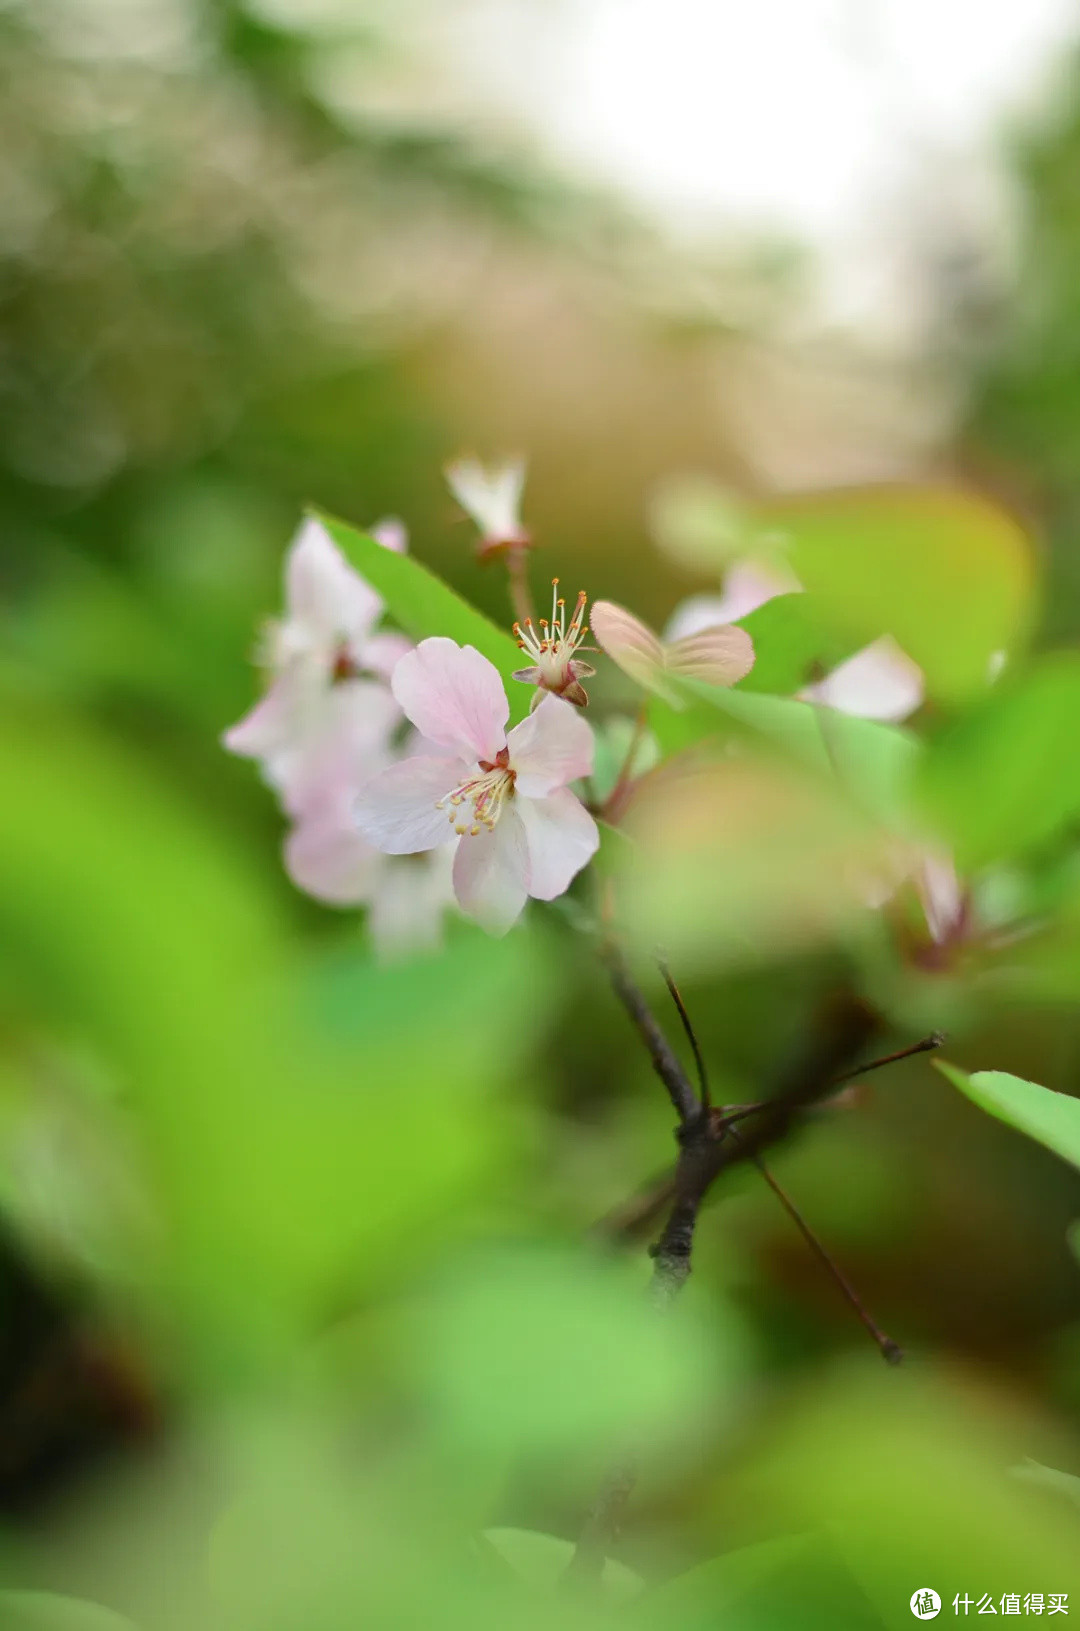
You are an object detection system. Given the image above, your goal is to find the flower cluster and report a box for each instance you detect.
[223,516,456,958]
[224,462,977,959]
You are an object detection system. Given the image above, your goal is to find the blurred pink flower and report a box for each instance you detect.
[445,456,529,558]
[355,638,598,935]
[664,554,924,723]
[590,599,755,706]
[223,516,411,800]
[513,577,596,708]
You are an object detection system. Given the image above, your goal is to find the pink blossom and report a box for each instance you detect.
[513,577,596,708]
[664,554,925,723]
[590,600,755,706]
[223,516,411,800]
[280,686,456,958]
[445,457,529,559]
[355,638,598,934]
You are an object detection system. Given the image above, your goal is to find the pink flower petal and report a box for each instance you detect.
[285,518,381,646]
[284,813,382,906]
[517,788,599,900]
[391,638,509,761]
[506,694,595,796]
[590,601,666,691]
[451,809,529,934]
[222,674,300,764]
[354,755,467,854]
[667,624,755,688]
[801,636,923,722]
[368,516,408,554]
[282,680,401,820]
[361,631,414,682]
[367,848,454,962]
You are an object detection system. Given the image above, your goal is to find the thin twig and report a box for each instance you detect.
[601,700,650,824]
[600,940,699,1124]
[834,1032,946,1084]
[658,960,710,1110]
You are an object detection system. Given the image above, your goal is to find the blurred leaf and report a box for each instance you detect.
[0,695,542,1368]
[0,1595,136,1631]
[916,652,1080,868]
[649,681,919,829]
[1070,1220,1080,1268]
[734,593,860,695]
[482,1529,642,1601]
[412,1245,730,1460]
[320,512,529,720]
[936,1062,1080,1170]
[637,1534,881,1631]
[737,1364,1078,1630]
[617,747,892,972]
[1010,1458,1080,1510]
[756,486,1035,703]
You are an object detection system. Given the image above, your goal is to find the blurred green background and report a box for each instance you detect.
[3,3,1080,1627]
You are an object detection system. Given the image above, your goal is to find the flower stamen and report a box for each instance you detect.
[435,747,517,835]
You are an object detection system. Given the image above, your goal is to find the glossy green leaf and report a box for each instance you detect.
[916,652,1080,868]
[936,1062,1080,1170]
[319,511,529,720]
[482,1529,642,1601]
[755,485,1035,703]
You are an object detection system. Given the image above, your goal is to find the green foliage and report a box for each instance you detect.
[755,486,1035,703]
[483,1529,643,1600]
[0,1597,136,1631]
[936,1063,1080,1170]
[916,653,1080,868]
[322,512,530,720]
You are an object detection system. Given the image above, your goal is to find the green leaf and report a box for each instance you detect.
[935,1062,1080,1170]
[482,1528,643,1601]
[0,1594,137,1631]
[1011,1459,1080,1511]
[318,511,529,720]
[916,652,1080,868]
[650,681,920,828]
[755,485,1035,703]
[734,592,861,695]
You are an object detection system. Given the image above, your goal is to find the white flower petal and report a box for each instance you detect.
[367,847,455,962]
[506,694,595,796]
[517,788,599,900]
[445,457,527,543]
[663,560,801,643]
[281,680,401,819]
[802,636,923,722]
[451,810,529,935]
[285,517,381,648]
[284,813,382,906]
[361,631,413,682]
[354,755,467,854]
[391,638,509,761]
[368,516,408,554]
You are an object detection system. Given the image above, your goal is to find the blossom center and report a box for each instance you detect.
[514,578,588,691]
[437,746,517,837]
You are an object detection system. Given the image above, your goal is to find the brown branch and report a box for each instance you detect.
[567,985,879,1587]
[600,940,699,1124]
